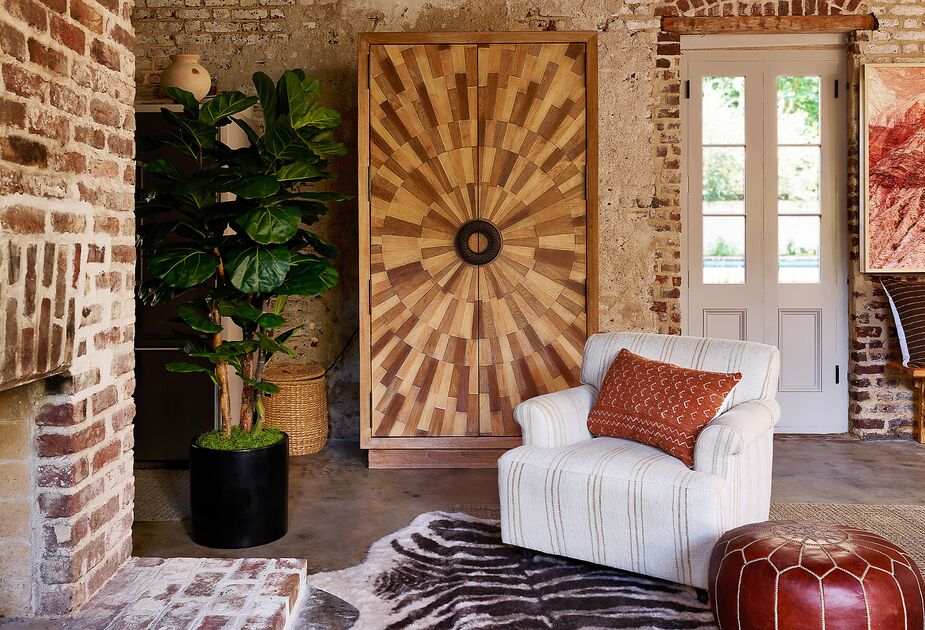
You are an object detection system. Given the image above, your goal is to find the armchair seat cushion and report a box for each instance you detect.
[587,349,742,466]
[500,437,729,587]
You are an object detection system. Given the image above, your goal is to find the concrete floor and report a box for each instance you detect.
[132,436,925,573]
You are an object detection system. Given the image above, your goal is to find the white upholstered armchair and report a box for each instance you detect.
[498,332,781,589]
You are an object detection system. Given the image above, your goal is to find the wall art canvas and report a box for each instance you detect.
[862,64,925,273]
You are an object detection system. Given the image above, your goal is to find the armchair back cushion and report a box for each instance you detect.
[581,332,780,409]
[587,349,741,466]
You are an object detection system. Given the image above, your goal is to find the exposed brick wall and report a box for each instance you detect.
[0,0,136,612]
[129,0,924,437]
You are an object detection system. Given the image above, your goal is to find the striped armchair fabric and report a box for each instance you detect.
[498,332,781,589]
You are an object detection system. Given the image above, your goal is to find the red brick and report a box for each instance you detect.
[0,136,48,166]
[94,216,120,235]
[90,438,121,472]
[57,151,87,174]
[37,458,90,488]
[36,400,86,426]
[91,384,118,414]
[51,211,87,234]
[75,125,105,149]
[30,112,70,143]
[89,495,119,531]
[5,0,47,31]
[49,83,87,117]
[0,20,27,61]
[259,572,300,608]
[110,402,134,430]
[2,62,45,99]
[49,15,85,54]
[90,39,120,72]
[110,22,132,50]
[27,38,68,74]
[1,204,45,233]
[0,98,26,128]
[38,478,104,518]
[69,0,101,32]
[42,517,90,552]
[89,98,120,127]
[111,245,135,264]
[36,420,105,457]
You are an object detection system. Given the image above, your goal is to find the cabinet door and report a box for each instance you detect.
[368,44,480,437]
[477,43,588,436]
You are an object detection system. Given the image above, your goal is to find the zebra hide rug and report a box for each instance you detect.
[307,511,716,630]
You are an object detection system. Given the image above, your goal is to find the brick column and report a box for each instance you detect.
[1,0,137,613]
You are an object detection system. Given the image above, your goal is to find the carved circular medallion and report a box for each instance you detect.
[455,219,502,266]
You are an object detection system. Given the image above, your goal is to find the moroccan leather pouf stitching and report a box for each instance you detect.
[708,520,925,630]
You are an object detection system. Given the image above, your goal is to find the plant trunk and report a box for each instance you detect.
[239,351,255,433]
[210,300,232,437]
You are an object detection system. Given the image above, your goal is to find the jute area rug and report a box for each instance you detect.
[308,505,925,630]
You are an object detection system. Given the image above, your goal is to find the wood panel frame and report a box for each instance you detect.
[358,32,599,464]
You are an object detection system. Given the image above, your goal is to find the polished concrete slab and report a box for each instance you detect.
[132,437,925,573]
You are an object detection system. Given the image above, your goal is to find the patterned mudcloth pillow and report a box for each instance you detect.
[587,349,742,467]
[881,278,925,368]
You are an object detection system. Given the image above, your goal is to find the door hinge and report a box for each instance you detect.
[835,365,840,384]
[684,79,691,100]
[834,79,839,99]
[366,54,371,90]
[584,166,589,199]
[368,177,372,200]
[368,278,372,314]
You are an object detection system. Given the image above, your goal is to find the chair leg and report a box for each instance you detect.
[696,588,709,605]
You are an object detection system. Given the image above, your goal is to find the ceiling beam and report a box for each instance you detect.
[662,15,878,35]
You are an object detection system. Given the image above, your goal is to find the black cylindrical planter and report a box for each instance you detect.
[189,434,288,549]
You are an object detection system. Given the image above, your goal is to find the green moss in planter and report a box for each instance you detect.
[196,427,284,451]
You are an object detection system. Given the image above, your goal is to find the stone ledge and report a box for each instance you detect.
[67,556,307,629]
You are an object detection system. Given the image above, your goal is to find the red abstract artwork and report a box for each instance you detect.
[863,64,925,272]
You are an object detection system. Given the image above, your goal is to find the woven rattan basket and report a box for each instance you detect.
[262,363,328,456]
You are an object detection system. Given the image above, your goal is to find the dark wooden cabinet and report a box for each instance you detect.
[134,109,215,464]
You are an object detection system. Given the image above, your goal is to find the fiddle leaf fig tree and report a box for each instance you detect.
[137,70,348,441]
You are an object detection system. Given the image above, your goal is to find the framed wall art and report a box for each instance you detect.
[861,63,925,273]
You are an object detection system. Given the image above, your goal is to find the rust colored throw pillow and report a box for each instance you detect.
[881,278,925,368]
[587,349,742,467]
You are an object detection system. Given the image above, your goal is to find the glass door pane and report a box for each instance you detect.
[776,76,821,283]
[702,76,746,284]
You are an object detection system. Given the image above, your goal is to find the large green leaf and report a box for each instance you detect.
[274,162,323,181]
[199,91,258,126]
[253,71,278,126]
[293,107,341,130]
[236,205,300,244]
[275,255,338,296]
[256,312,286,329]
[229,175,280,200]
[225,246,291,293]
[232,118,260,146]
[166,362,218,385]
[163,109,215,151]
[283,70,312,127]
[142,157,182,180]
[176,303,223,333]
[299,230,339,260]
[257,331,295,357]
[149,247,218,288]
[217,298,262,322]
[258,119,301,161]
[163,87,200,116]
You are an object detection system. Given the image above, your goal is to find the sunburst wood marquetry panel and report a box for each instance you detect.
[366,39,589,441]
[369,44,481,437]
[476,43,588,436]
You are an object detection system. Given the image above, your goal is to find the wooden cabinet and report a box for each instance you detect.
[358,33,598,468]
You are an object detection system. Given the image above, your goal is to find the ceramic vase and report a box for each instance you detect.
[160,54,211,102]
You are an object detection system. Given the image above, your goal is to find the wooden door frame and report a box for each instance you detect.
[357,32,599,455]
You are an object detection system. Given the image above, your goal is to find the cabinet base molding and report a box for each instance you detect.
[367,449,511,469]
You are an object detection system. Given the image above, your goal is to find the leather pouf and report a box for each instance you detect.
[708,521,924,630]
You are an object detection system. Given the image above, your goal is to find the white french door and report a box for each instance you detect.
[683,41,848,433]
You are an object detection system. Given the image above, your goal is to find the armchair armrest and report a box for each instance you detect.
[694,399,780,477]
[513,385,598,448]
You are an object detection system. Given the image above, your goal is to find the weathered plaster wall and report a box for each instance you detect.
[133,0,924,438]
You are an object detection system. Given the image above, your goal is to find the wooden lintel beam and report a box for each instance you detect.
[662,15,878,35]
